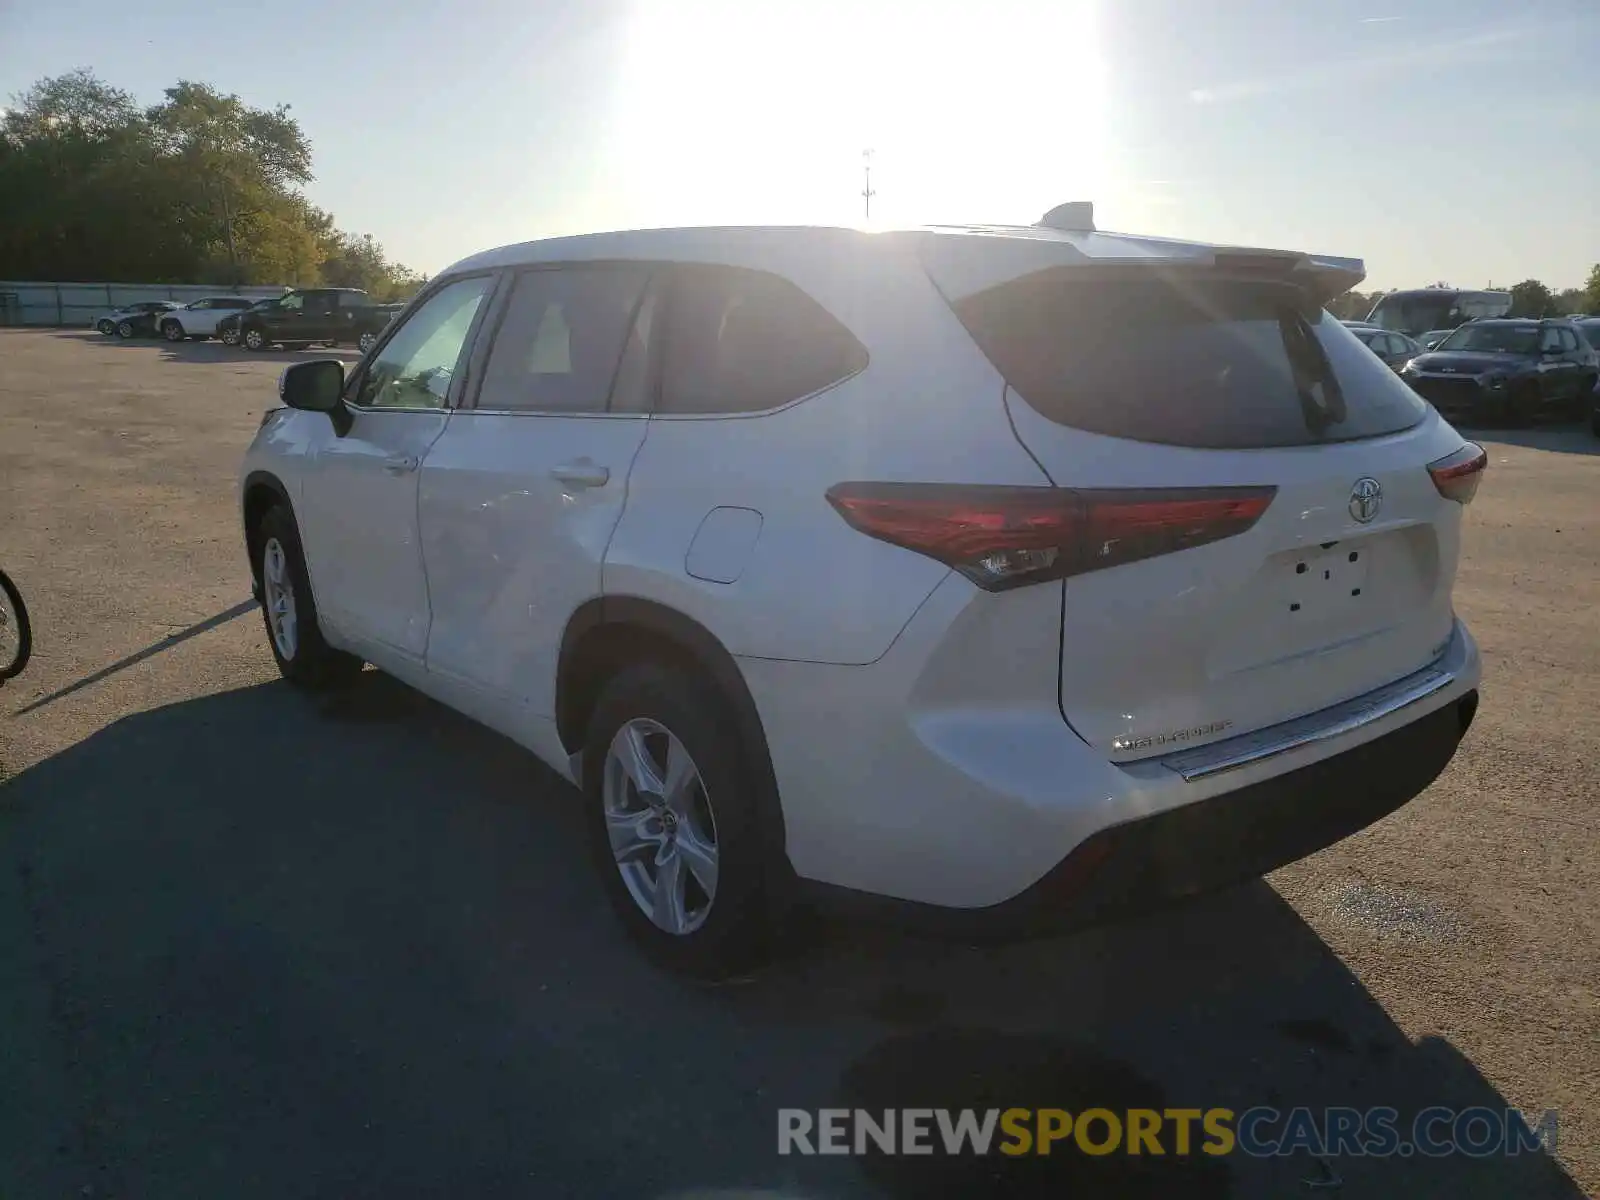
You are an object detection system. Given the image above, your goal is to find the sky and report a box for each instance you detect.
[1,0,1596,290]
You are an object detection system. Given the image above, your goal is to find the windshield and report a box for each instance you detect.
[1368,293,1453,336]
[1437,324,1539,354]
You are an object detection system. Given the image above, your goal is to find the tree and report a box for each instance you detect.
[145,82,313,284]
[1507,279,1556,318]
[0,70,415,291]
[1583,263,1600,316]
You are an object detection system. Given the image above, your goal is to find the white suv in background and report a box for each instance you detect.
[238,212,1485,975]
[158,295,258,341]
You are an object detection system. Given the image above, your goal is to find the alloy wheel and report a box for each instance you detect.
[164,322,183,342]
[245,329,265,351]
[358,332,376,354]
[261,537,298,660]
[602,718,720,935]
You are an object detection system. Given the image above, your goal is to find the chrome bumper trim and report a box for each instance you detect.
[1160,663,1457,782]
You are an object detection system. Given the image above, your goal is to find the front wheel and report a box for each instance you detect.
[161,320,185,342]
[242,327,269,351]
[116,320,136,339]
[583,663,776,978]
[0,569,32,682]
[254,506,363,690]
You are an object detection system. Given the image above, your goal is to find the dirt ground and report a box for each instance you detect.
[0,327,1595,1199]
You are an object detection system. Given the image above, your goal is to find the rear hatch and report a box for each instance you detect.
[922,230,1468,761]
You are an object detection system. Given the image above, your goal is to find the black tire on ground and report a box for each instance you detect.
[116,320,136,339]
[96,319,115,335]
[582,662,776,978]
[0,568,32,682]
[221,326,241,346]
[242,326,269,351]
[253,505,363,691]
[161,319,185,342]
[357,331,378,354]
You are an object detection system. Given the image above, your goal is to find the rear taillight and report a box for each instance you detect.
[825,483,1276,591]
[1427,443,1487,504]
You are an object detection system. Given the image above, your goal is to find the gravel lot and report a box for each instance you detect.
[1,327,1595,1199]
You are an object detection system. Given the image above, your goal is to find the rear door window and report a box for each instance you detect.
[658,265,867,414]
[475,266,651,413]
[952,273,1429,448]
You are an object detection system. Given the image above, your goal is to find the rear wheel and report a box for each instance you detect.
[357,330,378,354]
[161,319,185,342]
[583,663,775,978]
[254,505,363,690]
[243,327,269,351]
[221,325,241,346]
[96,319,115,335]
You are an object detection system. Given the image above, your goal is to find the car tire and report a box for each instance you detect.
[243,327,269,351]
[161,319,185,342]
[96,319,115,335]
[254,505,364,691]
[358,331,378,354]
[221,325,241,346]
[116,320,136,339]
[582,662,775,978]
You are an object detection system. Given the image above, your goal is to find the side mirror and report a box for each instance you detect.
[279,360,352,435]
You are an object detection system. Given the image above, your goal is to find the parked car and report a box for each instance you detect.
[1591,374,1600,438]
[216,298,280,346]
[240,217,1484,975]
[157,296,258,342]
[94,301,179,337]
[1573,317,1600,354]
[1420,329,1454,350]
[1350,325,1423,371]
[1401,318,1599,425]
[234,287,395,352]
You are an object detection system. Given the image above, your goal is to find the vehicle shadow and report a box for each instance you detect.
[52,329,363,366]
[0,673,1582,1200]
[1459,423,1600,457]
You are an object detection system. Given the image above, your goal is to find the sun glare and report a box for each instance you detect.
[607,0,1107,230]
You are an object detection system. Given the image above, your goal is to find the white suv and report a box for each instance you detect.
[158,295,258,341]
[239,213,1485,975]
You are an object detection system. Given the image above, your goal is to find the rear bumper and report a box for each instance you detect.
[807,689,1477,939]
[743,566,1481,917]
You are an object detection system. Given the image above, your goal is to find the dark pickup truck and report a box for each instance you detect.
[230,288,400,353]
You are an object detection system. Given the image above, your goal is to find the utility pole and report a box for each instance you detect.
[861,149,876,221]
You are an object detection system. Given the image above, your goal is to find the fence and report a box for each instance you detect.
[0,281,292,328]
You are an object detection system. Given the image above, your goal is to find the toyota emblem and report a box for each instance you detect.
[1349,477,1383,523]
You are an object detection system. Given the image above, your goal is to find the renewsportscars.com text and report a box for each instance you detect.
[778,1106,1558,1159]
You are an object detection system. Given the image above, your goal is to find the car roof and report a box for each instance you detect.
[440,223,1365,300]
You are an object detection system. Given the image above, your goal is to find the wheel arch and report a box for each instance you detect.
[557,596,791,876]
[242,470,293,595]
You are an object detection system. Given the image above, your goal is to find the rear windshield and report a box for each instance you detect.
[952,274,1429,449]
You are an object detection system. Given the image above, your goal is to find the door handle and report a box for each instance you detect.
[550,460,610,489]
[383,454,420,475]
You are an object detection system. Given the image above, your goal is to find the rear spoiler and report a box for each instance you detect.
[910,228,1367,307]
